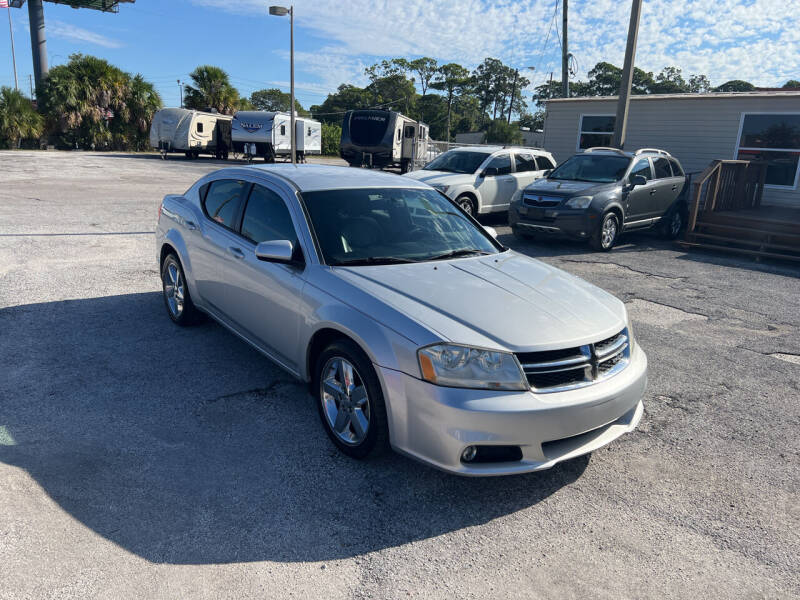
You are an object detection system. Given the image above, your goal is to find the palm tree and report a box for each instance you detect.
[123,74,162,150]
[0,87,44,148]
[184,65,240,114]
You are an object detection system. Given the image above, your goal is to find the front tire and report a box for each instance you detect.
[455,194,477,216]
[161,253,201,325]
[314,340,389,459]
[591,212,620,251]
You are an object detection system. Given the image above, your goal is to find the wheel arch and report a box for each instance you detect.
[454,189,480,213]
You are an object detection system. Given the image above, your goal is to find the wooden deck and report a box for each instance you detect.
[679,159,800,262]
[680,206,800,262]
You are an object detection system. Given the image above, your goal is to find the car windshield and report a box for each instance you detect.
[302,187,500,266]
[549,154,631,183]
[423,150,492,174]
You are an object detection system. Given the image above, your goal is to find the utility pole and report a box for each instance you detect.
[611,0,643,149]
[29,74,34,100]
[561,0,569,98]
[27,0,48,91]
[177,79,183,108]
[506,70,518,125]
[7,7,18,91]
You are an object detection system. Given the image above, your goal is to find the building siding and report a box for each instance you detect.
[542,94,800,207]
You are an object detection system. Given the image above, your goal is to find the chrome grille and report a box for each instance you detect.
[516,329,630,393]
[523,194,563,208]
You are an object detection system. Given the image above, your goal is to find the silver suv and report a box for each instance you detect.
[509,147,688,251]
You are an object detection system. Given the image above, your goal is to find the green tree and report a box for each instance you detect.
[431,63,471,141]
[364,63,416,113]
[688,74,711,93]
[586,61,654,96]
[40,53,161,150]
[321,122,341,155]
[714,79,756,92]
[484,118,522,145]
[184,65,240,114]
[651,66,689,94]
[0,87,44,148]
[782,80,800,89]
[405,57,439,96]
[310,84,372,124]
[250,88,306,114]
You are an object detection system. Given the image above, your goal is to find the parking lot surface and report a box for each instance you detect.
[1,151,798,599]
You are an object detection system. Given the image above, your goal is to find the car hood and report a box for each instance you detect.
[402,170,474,186]
[524,179,606,196]
[332,251,627,352]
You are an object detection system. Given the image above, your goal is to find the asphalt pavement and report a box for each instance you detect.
[1,151,798,599]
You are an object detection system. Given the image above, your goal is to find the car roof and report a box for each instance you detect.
[448,145,549,155]
[232,164,431,192]
[577,148,677,161]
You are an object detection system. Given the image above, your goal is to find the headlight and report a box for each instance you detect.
[418,344,528,391]
[565,195,593,209]
[431,183,450,194]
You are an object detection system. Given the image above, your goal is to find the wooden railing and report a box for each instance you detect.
[686,160,768,233]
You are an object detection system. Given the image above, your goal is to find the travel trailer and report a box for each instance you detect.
[149,107,232,159]
[340,109,430,172]
[232,111,322,162]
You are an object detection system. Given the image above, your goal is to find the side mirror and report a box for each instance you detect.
[480,167,498,178]
[629,174,647,187]
[255,240,295,263]
[542,169,552,177]
[483,226,498,239]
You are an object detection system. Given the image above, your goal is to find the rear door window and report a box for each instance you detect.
[202,179,251,229]
[487,153,512,175]
[514,152,538,172]
[669,158,684,177]
[536,155,556,170]
[240,185,298,245]
[653,157,672,179]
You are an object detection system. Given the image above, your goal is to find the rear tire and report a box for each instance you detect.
[161,253,201,326]
[591,212,619,251]
[659,206,684,239]
[313,340,389,459]
[455,194,477,217]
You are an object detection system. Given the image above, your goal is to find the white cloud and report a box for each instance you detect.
[190,0,800,91]
[47,20,123,49]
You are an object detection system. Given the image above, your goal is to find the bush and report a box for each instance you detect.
[0,87,44,149]
[484,119,523,145]
[322,122,342,156]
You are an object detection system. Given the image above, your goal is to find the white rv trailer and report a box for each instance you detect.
[340,110,429,172]
[149,107,232,159]
[232,111,322,161]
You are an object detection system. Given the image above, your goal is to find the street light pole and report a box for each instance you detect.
[177,79,183,108]
[7,7,19,91]
[269,4,296,165]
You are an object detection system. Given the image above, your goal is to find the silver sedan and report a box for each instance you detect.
[156,165,647,475]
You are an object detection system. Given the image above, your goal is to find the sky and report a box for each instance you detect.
[1,0,798,110]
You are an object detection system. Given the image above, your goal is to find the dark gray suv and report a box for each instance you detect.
[508,147,688,251]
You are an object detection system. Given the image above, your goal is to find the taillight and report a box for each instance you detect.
[157,203,162,222]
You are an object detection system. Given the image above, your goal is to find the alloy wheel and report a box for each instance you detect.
[163,261,185,318]
[670,211,682,237]
[458,199,474,215]
[602,216,617,249]
[320,357,370,445]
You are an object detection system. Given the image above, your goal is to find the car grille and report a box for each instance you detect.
[515,329,630,393]
[523,194,564,208]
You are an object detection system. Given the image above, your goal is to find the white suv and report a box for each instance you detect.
[403,146,557,216]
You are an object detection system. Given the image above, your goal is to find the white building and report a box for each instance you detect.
[542,91,800,208]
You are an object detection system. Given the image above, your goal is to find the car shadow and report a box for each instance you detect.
[0,292,587,565]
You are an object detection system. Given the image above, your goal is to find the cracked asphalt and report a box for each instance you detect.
[1,151,799,599]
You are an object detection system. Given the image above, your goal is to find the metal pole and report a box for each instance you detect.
[611,0,643,149]
[27,0,48,91]
[289,5,296,165]
[561,0,568,98]
[7,8,18,91]
[29,74,33,99]
[507,69,518,125]
[178,80,183,108]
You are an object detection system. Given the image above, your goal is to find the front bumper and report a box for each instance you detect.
[509,202,597,240]
[378,342,647,476]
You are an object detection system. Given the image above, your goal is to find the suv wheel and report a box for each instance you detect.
[660,207,684,240]
[591,212,619,251]
[456,195,477,216]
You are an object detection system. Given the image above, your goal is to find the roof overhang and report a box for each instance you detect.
[545,91,800,104]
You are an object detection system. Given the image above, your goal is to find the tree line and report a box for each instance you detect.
[1,52,798,151]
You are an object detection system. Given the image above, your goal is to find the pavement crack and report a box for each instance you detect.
[208,379,300,403]
[559,259,686,281]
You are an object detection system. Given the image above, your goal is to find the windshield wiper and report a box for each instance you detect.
[426,249,491,261]
[334,256,418,266]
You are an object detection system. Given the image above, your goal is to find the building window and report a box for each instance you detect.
[736,113,800,188]
[197,122,204,133]
[577,115,616,150]
[280,125,286,136]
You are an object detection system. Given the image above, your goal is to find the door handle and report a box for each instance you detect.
[649,189,657,195]
[185,220,197,231]
[671,185,677,191]
[228,247,245,259]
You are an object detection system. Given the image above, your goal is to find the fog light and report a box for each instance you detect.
[461,445,478,462]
